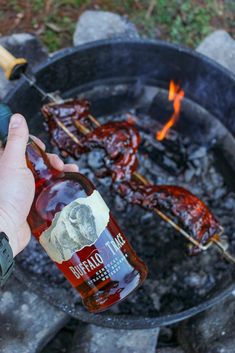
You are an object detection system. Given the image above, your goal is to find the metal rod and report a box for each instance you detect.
[22,73,63,103]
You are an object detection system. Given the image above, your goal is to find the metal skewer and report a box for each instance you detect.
[0,44,64,104]
[21,74,64,104]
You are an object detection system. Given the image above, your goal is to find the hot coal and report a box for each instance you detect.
[17,109,235,318]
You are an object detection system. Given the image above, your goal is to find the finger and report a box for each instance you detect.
[64,164,79,172]
[29,135,46,151]
[14,222,31,257]
[47,153,64,171]
[2,114,29,167]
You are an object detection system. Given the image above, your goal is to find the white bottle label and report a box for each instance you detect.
[39,190,110,264]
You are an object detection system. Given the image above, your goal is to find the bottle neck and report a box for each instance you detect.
[26,139,60,186]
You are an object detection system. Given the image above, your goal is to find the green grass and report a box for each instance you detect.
[32,0,44,12]
[8,0,23,12]
[129,0,216,47]
[4,0,235,52]
[42,29,61,52]
[41,14,76,51]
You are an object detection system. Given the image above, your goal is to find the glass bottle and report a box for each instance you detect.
[0,105,148,312]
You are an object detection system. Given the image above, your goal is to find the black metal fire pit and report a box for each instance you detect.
[3,39,235,329]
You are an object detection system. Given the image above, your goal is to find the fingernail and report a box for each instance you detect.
[10,114,23,129]
[71,164,79,171]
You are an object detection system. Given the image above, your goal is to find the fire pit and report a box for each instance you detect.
[4,39,235,329]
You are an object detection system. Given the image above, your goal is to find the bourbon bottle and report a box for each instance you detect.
[0,105,148,313]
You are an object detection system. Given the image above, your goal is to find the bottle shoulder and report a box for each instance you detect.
[34,172,96,222]
[59,171,96,195]
[38,171,96,196]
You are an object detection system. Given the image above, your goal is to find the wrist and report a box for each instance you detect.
[0,232,15,287]
[0,212,17,257]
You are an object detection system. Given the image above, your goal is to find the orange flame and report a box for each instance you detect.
[156,80,185,141]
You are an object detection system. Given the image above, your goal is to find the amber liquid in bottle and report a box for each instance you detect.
[26,140,148,312]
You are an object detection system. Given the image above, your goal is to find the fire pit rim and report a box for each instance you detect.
[35,38,235,83]
[13,267,235,329]
[4,38,235,329]
[5,38,235,121]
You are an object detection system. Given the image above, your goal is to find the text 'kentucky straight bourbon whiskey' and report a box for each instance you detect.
[0,104,148,313]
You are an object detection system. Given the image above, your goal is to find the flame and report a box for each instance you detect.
[156,80,185,141]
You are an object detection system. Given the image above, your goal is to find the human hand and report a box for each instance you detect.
[0,113,78,257]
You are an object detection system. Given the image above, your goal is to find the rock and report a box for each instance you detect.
[70,323,159,353]
[0,275,70,353]
[0,33,48,99]
[73,10,139,46]
[0,33,48,67]
[178,292,235,353]
[196,30,235,74]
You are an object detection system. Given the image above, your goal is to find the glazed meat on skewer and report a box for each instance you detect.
[41,98,226,258]
[118,181,222,255]
[42,99,91,156]
[42,100,140,182]
[84,121,140,182]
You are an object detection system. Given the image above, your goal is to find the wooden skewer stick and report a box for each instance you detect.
[211,236,235,264]
[131,169,222,252]
[51,108,235,263]
[73,119,90,135]
[53,117,83,146]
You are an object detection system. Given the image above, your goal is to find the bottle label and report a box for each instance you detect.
[39,190,110,264]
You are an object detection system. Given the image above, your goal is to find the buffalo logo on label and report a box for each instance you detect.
[40,191,110,263]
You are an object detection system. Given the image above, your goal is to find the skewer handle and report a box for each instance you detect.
[0,45,28,80]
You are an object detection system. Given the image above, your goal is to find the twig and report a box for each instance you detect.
[146,0,156,18]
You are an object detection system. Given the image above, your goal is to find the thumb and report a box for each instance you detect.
[2,114,29,167]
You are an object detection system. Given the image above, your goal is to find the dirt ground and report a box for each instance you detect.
[1,1,234,51]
